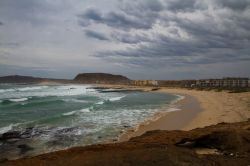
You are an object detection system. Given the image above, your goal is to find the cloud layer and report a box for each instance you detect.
[0,0,249,79]
[79,0,250,68]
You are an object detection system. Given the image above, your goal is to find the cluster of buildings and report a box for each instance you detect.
[132,80,159,86]
[131,77,249,88]
[194,78,249,88]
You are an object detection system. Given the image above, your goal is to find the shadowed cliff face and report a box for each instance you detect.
[1,120,250,166]
[74,73,131,84]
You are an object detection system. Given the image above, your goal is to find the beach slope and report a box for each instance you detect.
[1,120,250,166]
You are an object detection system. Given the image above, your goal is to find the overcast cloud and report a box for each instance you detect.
[0,0,249,79]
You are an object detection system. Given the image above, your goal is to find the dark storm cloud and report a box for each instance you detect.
[1,0,249,79]
[78,8,154,30]
[111,32,151,44]
[79,0,250,67]
[85,30,109,41]
[78,0,165,30]
[164,0,198,11]
[219,0,250,10]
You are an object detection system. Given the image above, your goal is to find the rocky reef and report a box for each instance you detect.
[1,120,250,166]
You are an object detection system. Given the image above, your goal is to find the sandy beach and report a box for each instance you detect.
[116,87,250,141]
[160,88,250,129]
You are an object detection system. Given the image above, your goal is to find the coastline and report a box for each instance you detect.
[119,94,202,141]
[112,86,250,142]
[2,120,250,165]
[1,85,250,165]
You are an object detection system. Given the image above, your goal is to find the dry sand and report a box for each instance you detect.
[160,88,250,130]
[118,87,250,141]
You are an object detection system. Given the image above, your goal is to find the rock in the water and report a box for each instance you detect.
[18,144,34,154]
[0,131,22,141]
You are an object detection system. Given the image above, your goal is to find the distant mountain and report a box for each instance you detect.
[0,73,130,84]
[0,75,70,84]
[74,73,131,84]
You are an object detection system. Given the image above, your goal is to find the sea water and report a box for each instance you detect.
[0,83,181,159]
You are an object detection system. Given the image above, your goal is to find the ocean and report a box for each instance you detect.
[0,83,181,159]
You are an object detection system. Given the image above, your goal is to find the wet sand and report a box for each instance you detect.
[119,94,202,141]
[107,86,250,142]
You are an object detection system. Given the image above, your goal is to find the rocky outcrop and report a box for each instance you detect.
[74,73,131,84]
[1,120,250,166]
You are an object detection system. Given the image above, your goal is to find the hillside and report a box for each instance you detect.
[0,75,70,84]
[74,73,131,84]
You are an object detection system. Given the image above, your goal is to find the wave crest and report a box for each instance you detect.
[9,98,29,102]
[63,108,91,116]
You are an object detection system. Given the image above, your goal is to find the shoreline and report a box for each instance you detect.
[95,84,250,142]
[0,85,250,165]
[119,93,202,142]
[2,121,250,165]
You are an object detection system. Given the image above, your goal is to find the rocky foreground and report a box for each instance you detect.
[1,120,250,166]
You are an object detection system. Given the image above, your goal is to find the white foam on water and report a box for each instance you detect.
[79,108,91,113]
[41,85,92,97]
[63,99,88,103]
[0,86,48,93]
[63,108,91,116]
[175,95,185,102]
[167,107,182,112]
[9,98,28,102]
[96,101,104,105]
[0,125,13,134]
[168,94,185,106]
[95,96,126,105]
[0,123,21,134]
[108,96,126,102]
[18,86,48,91]
[0,85,93,99]
[63,111,78,116]
[0,89,15,93]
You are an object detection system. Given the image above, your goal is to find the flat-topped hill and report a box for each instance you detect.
[74,73,131,84]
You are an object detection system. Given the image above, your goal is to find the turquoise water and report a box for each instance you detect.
[0,83,180,159]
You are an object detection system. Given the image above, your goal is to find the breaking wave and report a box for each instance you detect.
[0,123,21,134]
[63,108,91,116]
[108,96,126,102]
[8,98,29,102]
[0,86,48,93]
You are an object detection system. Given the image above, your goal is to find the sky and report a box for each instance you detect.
[0,0,250,80]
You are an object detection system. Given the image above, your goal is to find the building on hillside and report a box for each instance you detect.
[132,80,158,86]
